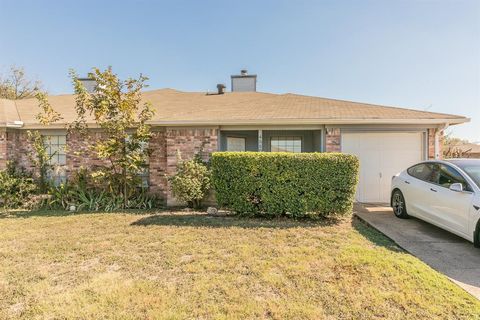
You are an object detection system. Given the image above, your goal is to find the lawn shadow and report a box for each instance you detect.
[131,213,343,229]
[351,216,403,252]
[0,208,164,219]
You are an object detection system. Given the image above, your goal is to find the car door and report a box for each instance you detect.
[428,164,473,236]
[404,163,436,218]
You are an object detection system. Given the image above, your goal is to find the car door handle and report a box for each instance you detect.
[430,188,437,192]
[404,180,410,184]
[474,205,480,211]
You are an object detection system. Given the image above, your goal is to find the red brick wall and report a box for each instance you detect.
[148,129,168,199]
[2,126,218,205]
[427,128,443,160]
[6,130,34,171]
[165,127,219,205]
[325,128,341,152]
[66,131,110,174]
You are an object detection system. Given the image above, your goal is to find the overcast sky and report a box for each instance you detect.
[1,0,479,141]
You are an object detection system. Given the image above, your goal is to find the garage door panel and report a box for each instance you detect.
[342,132,423,203]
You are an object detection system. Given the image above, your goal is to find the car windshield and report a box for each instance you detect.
[458,165,480,189]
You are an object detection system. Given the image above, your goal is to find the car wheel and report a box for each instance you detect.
[474,222,480,248]
[392,189,409,219]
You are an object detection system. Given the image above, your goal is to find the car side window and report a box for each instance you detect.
[438,164,471,191]
[407,164,434,182]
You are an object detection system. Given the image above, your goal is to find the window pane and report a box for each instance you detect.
[408,164,434,182]
[58,154,66,165]
[438,164,468,189]
[50,145,59,155]
[227,137,246,152]
[42,134,67,183]
[270,136,302,153]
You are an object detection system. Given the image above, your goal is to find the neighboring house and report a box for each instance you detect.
[445,142,480,159]
[0,71,469,204]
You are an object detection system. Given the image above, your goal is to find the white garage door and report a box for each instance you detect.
[342,132,424,203]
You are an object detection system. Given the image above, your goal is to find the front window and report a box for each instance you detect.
[44,135,67,185]
[227,137,246,152]
[270,136,302,153]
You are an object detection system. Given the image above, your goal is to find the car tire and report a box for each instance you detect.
[474,223,480,248]
[392,189,409,219]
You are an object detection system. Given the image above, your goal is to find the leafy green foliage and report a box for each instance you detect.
[26,130,53,193]
[211,152,359,218]
[68,67,154,208]
[169,154,211,208]
[0,162,37,209]
[27,91,63,192]
[47,168,161,212]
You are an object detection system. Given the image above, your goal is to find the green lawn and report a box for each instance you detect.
[0,210,478,319]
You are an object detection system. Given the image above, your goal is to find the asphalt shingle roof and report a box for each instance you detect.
[0,88,469,127]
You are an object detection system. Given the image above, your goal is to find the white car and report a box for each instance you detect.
[391,159,480,247]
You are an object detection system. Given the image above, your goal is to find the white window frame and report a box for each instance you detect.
[270,136,302,153]
[43,134,67,184]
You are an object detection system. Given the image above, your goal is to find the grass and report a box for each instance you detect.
[0,210,479,319]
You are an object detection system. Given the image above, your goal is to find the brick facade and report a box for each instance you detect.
[165,127,218,205]
[325,128,341,152]
[1,125,442,205]
[66,131,111,173]
[5,130,34,171]
[2,126,218,206]
[427,128,443,160]
[148,129,168,199]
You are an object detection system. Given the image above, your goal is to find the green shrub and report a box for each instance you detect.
[211,152,359,218]
[0,162,38,209]
[169,154,211,208]
[47,168,161,212]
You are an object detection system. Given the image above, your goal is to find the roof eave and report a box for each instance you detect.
[15,117,470,129]
[146,117,470,126]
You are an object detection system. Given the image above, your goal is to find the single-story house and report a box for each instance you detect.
[0,71,469,204]
[444,142,480,159]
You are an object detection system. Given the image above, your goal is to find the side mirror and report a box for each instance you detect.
[449,183,463,192]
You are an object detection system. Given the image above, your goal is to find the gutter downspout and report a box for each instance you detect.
[434,123,449,159]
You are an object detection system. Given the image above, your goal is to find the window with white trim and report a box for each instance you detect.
[270,136,302,153]
[227,137,246,152]
[44,135,67,184]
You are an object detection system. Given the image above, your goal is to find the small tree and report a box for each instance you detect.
[170,153,211,209]
[69,67,154,208]
[28,91,62,193]
[0,66,43,99]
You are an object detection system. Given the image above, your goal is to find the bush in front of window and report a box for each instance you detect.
[211,152,359,218]
[169,153,211,209]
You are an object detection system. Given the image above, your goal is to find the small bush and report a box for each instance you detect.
[0,162,38,209]
[211,152,359,218]
[169,154,211,208]
[47,168,161,211]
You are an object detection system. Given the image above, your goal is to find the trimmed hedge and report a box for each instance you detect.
[211,152,359,218]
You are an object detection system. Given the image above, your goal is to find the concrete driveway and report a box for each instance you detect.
[354,203,480,300]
